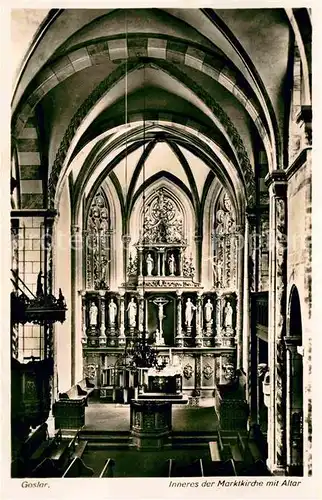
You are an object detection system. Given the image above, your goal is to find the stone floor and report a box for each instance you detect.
[85,398,218,432]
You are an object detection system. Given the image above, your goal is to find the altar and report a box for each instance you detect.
[130,366,188,449]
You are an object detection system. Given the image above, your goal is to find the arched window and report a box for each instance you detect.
[85,188,111,290]
[213,190,238,290]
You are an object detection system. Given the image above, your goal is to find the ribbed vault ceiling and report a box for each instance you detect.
[12,7,304,213]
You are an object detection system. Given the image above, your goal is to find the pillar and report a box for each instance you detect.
[195,292,203,347]
[45,212,57,436]
[236,224,244,370]
[81,292,87,344]
[176,291,183,347]
[137,246,143,277]
[99,291,107,346]
[119,293,126,346]
[122,235,131,280]
[160,248,165,276]
[243,212,256,423]
[138,292,145,335]
[215,293,222,346]
[265,171,287,474]
[178,248,183,276]
[284,335,303,472]
[194,234,202,282]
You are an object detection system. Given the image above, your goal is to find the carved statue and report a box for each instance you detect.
[127,297,137,327]
[204,299,213,323]
[108,298,117,325]
[224,301,233,328]
[146,253,154,276]
[100,208,109,231]
[223,192,232,212]
[36,271,44,297]
[168,253,176,276]
[155,328,165,346]
[185,298,196,327]
[89,302,98,326]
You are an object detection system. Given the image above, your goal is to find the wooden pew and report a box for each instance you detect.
[53,378,95,430]
[168,459,204,477]
[99,458,115,478]
[62,457,94,478]
[22,423,50,470]
[31,458,61,478]
[22,425,62,473]
[206,435,227,476]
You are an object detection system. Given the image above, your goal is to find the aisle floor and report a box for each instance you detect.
[84,398,219,432]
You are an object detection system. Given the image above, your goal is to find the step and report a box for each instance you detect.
[86,442,130,450]
[79,434,130,443]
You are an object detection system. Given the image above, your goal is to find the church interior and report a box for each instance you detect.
[10,8,312,479]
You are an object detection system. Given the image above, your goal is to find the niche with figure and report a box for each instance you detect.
[213,190,238,291]
[146,293,175,347]
[85,188,111,290]
[165,249,180,276]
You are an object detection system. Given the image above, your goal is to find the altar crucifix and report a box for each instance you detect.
[152,297,169,345]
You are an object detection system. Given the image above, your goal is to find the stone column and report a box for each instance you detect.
[81,291,87,344]
[215,293,222,346]
[122,235,131,281]
[137,246,143,277]
[243,212,256,423]
[284,335,302,472]
[265,171,287,474]
[119,293,126,346]
[99,291,107,346]
[235,224,244,370]
[194,354,201,399]
[138,292,145,336]
[194,234,202,282]
[157,251,161,276]
[160,248,165,276]
[44,213,57,436]
[176,291,183,347]
[195,292,203,347]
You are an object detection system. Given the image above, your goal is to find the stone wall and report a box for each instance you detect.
[287,150,312,475]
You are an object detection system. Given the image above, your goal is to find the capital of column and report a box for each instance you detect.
[71,224,80,234]
[283,335,302,354]
[265,171,287,197]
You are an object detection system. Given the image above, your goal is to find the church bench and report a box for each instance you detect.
[48,432,80,471]
[53,378,95,429]
[62,457,94,478]
[168,459,204,477]
[31,458,61,478]
[22,423,49,462]
[71,440,88,459]
[99,458,115,477]
[209,441,222,462]
[209,431,224,462]
[22,425,62,472]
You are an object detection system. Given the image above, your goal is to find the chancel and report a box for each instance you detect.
[10,7,312,479]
